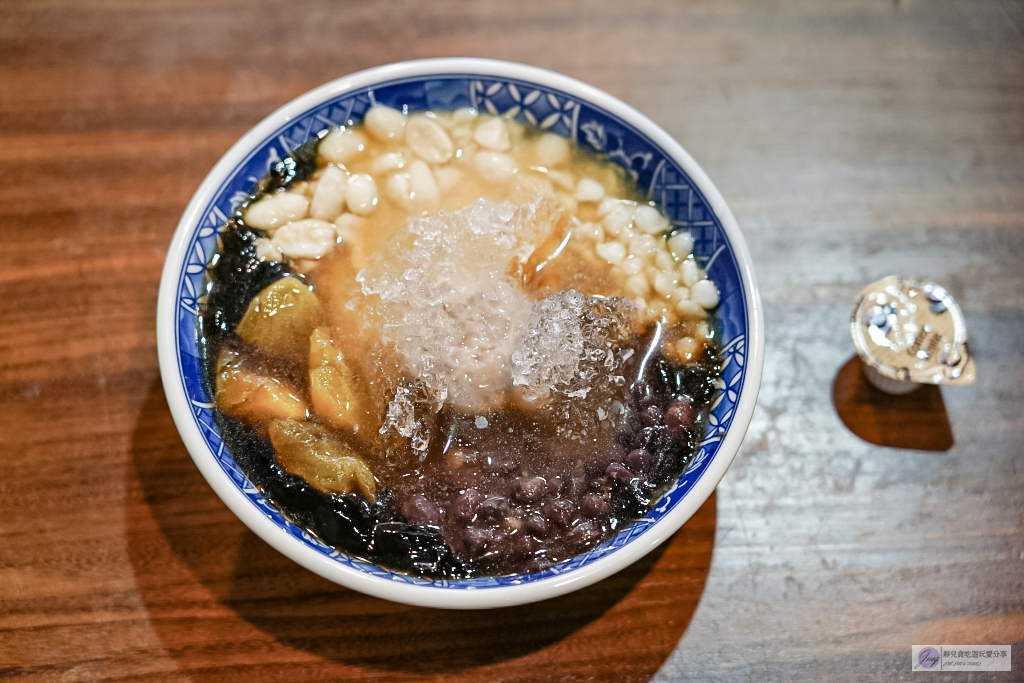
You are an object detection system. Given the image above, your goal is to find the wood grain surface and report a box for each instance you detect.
[1,1,1022,681]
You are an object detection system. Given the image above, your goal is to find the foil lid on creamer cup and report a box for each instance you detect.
[850,276,976,395]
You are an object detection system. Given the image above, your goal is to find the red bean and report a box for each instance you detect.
[525,513,550,538]
[477,495,511,524]
[566,520,602,547]
[641,404,663,427]
[509,533,535,557]
[462,527,491,557]
[454,489,484,521]
[626,448,651,473]
[513,476,546,503]
[546,476,564,496]
[402,494,441,527]
[664,399,694,438]
[581,493,609,519]
[606,462,633,484]
[544,498,576,528]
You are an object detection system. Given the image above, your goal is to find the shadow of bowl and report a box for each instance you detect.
[126,379,716,680]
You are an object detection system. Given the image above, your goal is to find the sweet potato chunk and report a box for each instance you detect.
[215,349,306,422]
[308,327,363,431]
[235,276,321,357]
[268,419,377,502]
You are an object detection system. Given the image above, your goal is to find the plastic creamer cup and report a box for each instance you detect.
[850,276,976,395]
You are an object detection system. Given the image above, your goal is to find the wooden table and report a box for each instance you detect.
[1,1,1022,680]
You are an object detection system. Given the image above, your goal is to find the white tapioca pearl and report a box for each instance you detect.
[697,321,712,339]
[596,196,616,217]
[602,205,634,235]
[620,254,644,275]
[573,221,603,241]
[676,299,706,319]
[534,132,569,167]
[676,336,701,361]
[384,161,439,213]
[385,172,412,207]
[625,273,649,297]
[671,286,690,303]
[271,219,337,259]
[452,107,478,124]
[364,105,406,142]
[575,178,605,202]
[345,173,378,215]
[406,116,454,164]
[691,279,720,309]
[244,192,308,230]
[655,249,675,271]
[334,212,366,237]
[370,151,407,175]
[634,204,670,234]
[474,151,516,184]
[668,230,694,259]
[629,233,658,258]
[680,258,703,286]
[633,297,648,311]
[654,270,679,296]
[451,125,474,147]
[473,117,511,151]
[595,240,626,265]
[597,197,637,217]
[433,165,462,193]
[319,128,366,164]
[407,159,440,213]
[309,165,349,221]
[617,226,637,245]
[254,237,282,262]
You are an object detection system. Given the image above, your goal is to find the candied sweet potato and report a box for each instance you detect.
[215,349,306,422]
[235,276,322,357]
[308,327,365,432]
[268,419,377,502]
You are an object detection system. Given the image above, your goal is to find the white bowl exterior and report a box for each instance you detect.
[157,58,764,609]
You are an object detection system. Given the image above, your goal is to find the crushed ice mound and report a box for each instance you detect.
[357,198,562,418]
[512,290,636,403]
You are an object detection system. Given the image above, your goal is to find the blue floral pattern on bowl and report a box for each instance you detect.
[173,74,749,588]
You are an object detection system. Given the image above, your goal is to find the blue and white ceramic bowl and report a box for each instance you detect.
[157,58,764,609]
